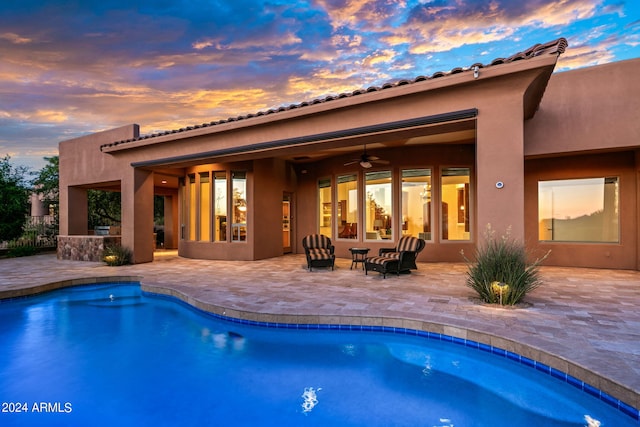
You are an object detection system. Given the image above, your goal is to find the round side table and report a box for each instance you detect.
[349,247,370,270]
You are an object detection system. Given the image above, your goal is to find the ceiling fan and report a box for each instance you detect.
[343,145,390,168]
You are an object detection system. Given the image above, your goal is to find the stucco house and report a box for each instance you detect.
[57,38,640,270]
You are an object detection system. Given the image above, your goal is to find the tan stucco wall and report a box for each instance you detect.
[59,124,139,191]
[525,58,640,157]
[58,56,563,265]
[59,54,640,269]
[177,158,298,261]
[522,58,640,270]
[59,125,139,236]
[525,152,637,269]
[59,124,156,263]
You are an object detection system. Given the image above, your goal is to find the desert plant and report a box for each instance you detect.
[103,245,132,266]
[461,225,550,306]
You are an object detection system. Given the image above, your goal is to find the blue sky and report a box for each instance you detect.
[1,0,639,171]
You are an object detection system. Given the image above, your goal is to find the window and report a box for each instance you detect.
[214,172,227,242]
[179,177,186,239]
[188,174,196,240]
[441,168,470,241]
[180,170,246,243]
[402,169,432,240]
[337,174,358,239]
[318,178,332,238]
[538,177,619,242]
[199,173,210,241]
[365,171,392,240]
[232,171,247,242]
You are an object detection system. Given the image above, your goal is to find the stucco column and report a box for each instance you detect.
[475,100,525,242]
[121,168,155,263]
[64,186,88,235]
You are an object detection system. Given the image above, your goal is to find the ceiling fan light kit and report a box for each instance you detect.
[345,144,389,168]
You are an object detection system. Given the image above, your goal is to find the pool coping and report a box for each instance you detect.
[2,275,639,422]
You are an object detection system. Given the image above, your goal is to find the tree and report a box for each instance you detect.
[31,156,59,237]
[0,155,30,241]
[88,190,121,229]
[32,156,59,215]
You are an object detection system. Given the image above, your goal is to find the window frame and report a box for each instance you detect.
[537,176,620,243]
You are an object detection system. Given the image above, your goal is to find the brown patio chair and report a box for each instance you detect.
[302,234,336,271]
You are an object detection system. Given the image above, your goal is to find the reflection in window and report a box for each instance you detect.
[214,172,227,242]
[188,174,196,240]
[337,174,358,239]
[538,177,619,242]
[199,173,210,241]
[318,178,332,238]
[441,168,470,241]
[232,171,247,242]
[365,171,392,240]
[402,169,431,241]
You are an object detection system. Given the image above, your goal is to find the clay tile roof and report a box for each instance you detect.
[101,38,567,150]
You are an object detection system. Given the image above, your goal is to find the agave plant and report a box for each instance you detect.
[461,225,550,306]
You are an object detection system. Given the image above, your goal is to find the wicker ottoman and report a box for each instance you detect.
[364,256,400,279]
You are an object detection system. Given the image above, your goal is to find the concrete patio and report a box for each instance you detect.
[1,251,639,418]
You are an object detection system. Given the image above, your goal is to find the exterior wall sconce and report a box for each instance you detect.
[473,66,479,79]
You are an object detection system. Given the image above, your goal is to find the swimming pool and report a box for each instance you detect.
[0,283,636,426]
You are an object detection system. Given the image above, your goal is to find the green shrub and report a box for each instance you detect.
[103,245,132,266]
[461,225,549,306]
[7,245,38,258]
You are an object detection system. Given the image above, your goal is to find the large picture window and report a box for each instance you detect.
[232,171,247,242]
[441,167,470,241]
[538,177,619,242]
[365,171,392,240]
[199,173,210,241]
[318,178,332,238]
[337,174,358,239]
[188,174,196,241]
[402,169,432,240]
[179,177,186,239]
[214,171,227,241]
[180,170,247,243]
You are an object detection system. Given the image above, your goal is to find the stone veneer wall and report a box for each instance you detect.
[57,235,122,262]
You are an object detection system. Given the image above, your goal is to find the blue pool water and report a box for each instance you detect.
[0,283,636,426]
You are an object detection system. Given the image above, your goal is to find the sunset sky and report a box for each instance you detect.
[1,0,639,171]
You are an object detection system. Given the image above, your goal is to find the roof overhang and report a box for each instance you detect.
[131,109,478,168]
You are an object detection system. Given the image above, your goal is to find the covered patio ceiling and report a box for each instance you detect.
[144,113,477,192]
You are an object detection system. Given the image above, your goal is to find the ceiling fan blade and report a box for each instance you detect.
[344,145,389,167]
[372,159,390,165]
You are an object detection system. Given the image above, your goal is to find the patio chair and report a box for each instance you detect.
[302,234,336,271]
[365,236,425,278]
